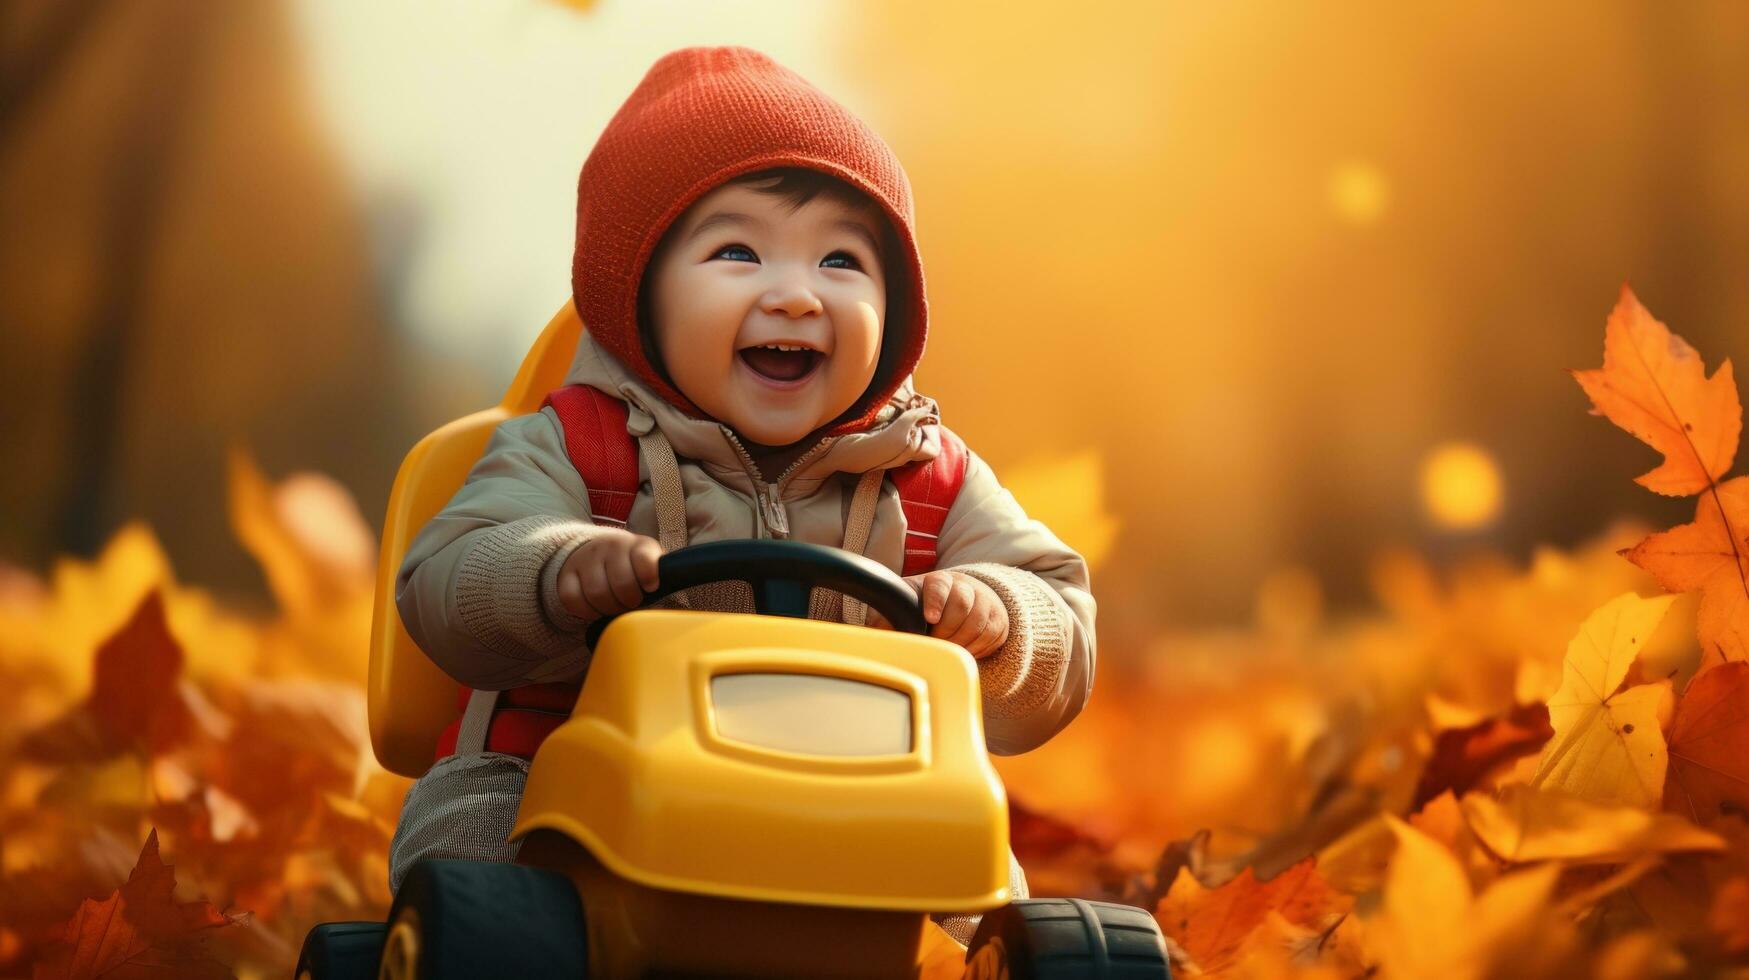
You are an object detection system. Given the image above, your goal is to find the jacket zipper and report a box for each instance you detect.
[719,427,837,539]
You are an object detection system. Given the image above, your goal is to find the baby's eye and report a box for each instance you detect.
[712,244,758,263]
[821,250,864,271]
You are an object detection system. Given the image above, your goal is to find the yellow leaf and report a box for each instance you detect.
[1532,593,1676,807]
[1377,815,1472,975]
[1462,784,1723,864]
[1376,816,1572,979]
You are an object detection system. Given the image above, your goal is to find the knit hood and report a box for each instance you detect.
[572,45,929,437]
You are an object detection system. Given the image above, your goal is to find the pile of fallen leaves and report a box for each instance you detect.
[0,457,407,977]
[2,286,1746,978]
[999,286,1749,978]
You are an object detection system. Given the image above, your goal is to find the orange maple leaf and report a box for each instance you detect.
[1155,857,1349,974]
[1664,661,1749,825]
[1571,284,1741,497]
[31,830,242,980]
[1622,476,1749,669]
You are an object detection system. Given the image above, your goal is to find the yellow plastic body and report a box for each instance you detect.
[368,302,582,776]
[512,610,1012,914]
[519,831,957,979]
[509,609,1006,977]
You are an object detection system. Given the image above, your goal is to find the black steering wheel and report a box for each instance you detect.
[581,539,930,648]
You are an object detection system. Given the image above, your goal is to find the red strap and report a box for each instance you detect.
[436,386,642,763]
[541,385,640,526]
[888,426,970,577]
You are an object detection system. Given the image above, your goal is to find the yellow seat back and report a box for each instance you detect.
[369,302,584,777]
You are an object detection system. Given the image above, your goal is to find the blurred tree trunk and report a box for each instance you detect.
[0,0,414,596]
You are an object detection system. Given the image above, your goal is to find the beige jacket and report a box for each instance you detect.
[395,331,1095,756]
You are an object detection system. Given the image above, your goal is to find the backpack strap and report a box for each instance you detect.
[888,426,970,577]
[541,384,639,527]
[437,384,643,763]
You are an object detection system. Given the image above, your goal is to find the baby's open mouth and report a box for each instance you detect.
[739,344,823,384]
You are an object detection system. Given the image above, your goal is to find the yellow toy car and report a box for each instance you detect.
[294,304,1170,979]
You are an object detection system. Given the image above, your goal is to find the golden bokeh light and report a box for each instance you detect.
[1419,441,1504,530]
[1328,160,1389,225]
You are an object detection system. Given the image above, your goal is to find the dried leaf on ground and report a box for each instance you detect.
[31,830,242,980]
[1664,660,1749,824]
[1532,592,1676,807]
[1463,783,1722,864]
[1375,816,1576,979]
[1155,857,1349,975]
[1412,703,1552,810]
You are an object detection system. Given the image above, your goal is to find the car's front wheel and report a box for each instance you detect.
[377,859,588,980]
[964,898,1171,979]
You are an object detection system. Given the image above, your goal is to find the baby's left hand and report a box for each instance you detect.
[865,570,1009,660]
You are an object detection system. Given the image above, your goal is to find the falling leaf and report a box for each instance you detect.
[1571,284,1741,497]
[1412,703,1553,810]
[1622,476,1749,669]
[1664,661,1749,823]
[1532,592,1676,807]
[1463,783,1722,864]
[30,830,241,980]
[1155,857,1349,975]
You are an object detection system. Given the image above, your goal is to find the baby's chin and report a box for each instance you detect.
[721,392,871,447]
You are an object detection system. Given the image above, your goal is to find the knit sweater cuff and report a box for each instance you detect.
[454,517,610,665]
[952,563,1069,722]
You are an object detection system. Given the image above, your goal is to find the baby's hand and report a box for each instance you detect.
[556,529,662,624]
[865,570,1009,660]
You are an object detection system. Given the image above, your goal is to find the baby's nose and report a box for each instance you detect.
[761,280,825,318]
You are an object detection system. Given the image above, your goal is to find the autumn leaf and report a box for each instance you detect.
[1411,703,1553,810]
[1008,795,1113,860]
[227,449,375,617]
[31,830,241,980]
[1531,592,1676,807]
[1374,815,1575,979]
[1463,783,1722,864]
[1155,857,1349,975]
[1664,660,1749,823]
[20,591,196,763]
[1571,284,1741,497]
[1622,475,1749,669]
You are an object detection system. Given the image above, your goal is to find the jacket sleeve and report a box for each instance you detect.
[394,407,622,690]
[930,446,1097,756]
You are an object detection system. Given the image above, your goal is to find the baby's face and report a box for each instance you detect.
[646,181,887,449]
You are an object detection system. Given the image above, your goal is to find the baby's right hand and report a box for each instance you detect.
[556,529,663,624]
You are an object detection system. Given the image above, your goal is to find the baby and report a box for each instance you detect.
[389,45,1095,940]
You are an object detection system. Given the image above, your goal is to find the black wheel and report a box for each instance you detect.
[378,859,587,980]
[965,898,1171,979]
[295,922,387,980]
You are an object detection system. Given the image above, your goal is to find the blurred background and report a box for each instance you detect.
[4,0,1748,647]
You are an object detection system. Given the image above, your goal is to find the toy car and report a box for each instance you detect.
[295,304,1171,979]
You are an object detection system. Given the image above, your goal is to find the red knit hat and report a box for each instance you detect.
[572,46,928,436]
